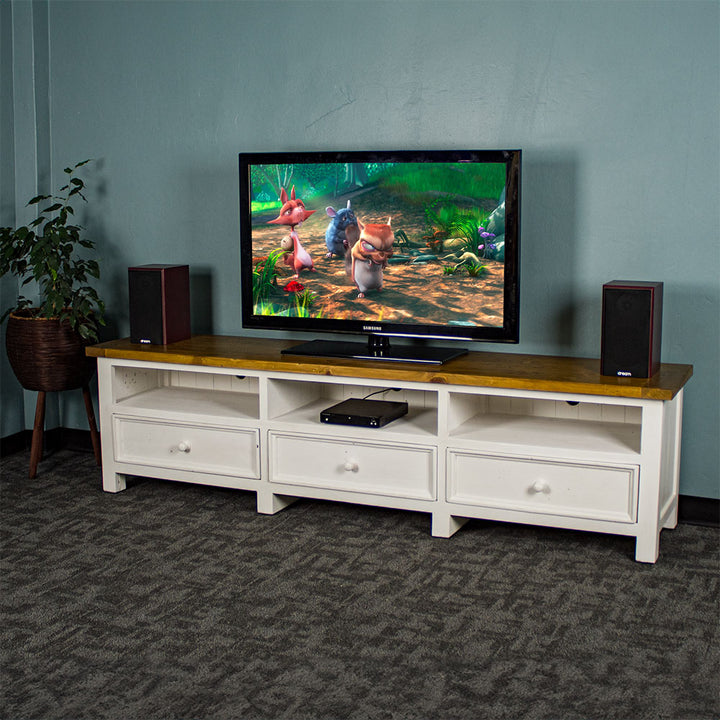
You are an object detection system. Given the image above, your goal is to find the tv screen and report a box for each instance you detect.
[239,150,520,363]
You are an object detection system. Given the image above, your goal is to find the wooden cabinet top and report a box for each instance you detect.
[87,335,692,401]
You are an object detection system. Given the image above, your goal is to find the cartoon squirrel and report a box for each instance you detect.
[268,186,316,277]
[347,217,394,298]
[324,200,359,258]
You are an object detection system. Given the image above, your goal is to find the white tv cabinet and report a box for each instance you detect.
[87,336,692,563]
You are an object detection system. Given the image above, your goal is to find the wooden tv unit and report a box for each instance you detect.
[87,336,692,563]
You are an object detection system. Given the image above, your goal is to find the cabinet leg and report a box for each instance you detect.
[82,384,102,467]
[257,491,297,515]
[103,471,127,494]
[662,500,679,529]
[29,391,47,479]
[432,511,469,538]
[634,531,660,563]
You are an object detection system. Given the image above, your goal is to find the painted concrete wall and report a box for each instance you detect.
[3,0,718,499]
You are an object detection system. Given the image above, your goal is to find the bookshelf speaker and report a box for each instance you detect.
[601,280,663,378]
[128,264,191,345]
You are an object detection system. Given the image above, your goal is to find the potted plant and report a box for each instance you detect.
[0,159,105,476]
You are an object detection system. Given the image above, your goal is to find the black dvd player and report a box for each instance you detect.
[320,398,409,428]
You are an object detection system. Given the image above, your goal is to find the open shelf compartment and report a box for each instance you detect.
[266,377,439,437]
[112,365,260,422]
[447,391,642,457]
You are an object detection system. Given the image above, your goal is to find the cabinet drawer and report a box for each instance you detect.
[113,415,260,478]
[268,432,436,500]
[447,450,638,523]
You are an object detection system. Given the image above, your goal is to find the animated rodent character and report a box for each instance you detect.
[268,186,316,277]
[349,218,394,298]
[324,200,359,258]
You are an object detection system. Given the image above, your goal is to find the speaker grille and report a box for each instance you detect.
[129,268,164,344]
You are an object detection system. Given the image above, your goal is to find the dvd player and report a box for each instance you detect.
[320,398,409,428]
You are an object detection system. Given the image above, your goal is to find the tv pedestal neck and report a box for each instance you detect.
[87,335,693,563]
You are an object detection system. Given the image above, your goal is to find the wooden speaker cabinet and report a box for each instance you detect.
[128,264,191,345]
[601,280,663,378]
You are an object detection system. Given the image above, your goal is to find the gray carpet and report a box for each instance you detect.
[1,448,718,720]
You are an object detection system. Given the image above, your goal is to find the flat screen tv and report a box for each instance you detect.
[239,149,520,364]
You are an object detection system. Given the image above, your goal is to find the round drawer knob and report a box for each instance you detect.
[344,461,359,472]
[177,442,191,453]
[531,479,549,494]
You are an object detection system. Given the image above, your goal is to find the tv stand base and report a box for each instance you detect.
[281,335,467,364]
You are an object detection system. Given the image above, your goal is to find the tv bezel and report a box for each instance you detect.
[239,149,521,361]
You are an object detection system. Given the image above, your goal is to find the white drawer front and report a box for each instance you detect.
[269,432,436,501]
[113,415,260,478]
[447,450,638,523]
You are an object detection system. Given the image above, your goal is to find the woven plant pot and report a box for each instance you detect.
[5,310,96,392]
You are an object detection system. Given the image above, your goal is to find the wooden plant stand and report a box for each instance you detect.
[29,384,102,478]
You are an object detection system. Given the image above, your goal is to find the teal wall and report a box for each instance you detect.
[0,0,20,437]
[2,0,718,499]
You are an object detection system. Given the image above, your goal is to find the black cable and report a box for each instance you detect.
[361,388,401,400]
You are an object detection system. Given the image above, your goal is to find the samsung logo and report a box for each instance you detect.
[363,325,382,332]
[617,371,632,377]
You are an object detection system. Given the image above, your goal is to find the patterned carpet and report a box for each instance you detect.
[1,448,718,720]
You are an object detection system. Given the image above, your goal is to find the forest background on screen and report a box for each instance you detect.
[248,162,508,327]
